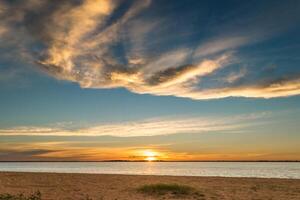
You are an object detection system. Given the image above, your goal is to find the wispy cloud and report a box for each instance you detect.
[1,0,300,99]
[223,67,247,84]
[193,36,250,58]
[0,112,269,137]
[1,110,299,161]
[0,148,63,161]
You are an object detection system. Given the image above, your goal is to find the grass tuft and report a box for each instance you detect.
[0,191,41,200]
[138,183,195,196]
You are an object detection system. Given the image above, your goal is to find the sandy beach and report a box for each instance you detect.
[0,172,299,200]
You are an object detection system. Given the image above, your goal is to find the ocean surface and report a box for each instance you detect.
[0,162,299,179]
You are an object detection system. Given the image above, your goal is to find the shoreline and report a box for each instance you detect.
[1,172,300,199]
[0,170,299,180]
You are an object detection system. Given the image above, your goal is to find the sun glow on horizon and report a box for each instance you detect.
[143,150,158,161]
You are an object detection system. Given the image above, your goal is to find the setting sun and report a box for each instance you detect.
[143,150,158,161]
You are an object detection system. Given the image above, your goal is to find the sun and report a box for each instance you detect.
[143,150,158,161]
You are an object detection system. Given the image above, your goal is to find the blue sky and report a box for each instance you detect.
[0,0,300,161]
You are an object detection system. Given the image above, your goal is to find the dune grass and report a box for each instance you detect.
[0,192,95,200]
[0,191,41,200]
[138,183,195,196]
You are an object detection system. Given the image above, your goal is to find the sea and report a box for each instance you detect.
[0,162,299,179]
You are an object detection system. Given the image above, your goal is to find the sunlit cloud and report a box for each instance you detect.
[1,110,299,161]
[184,78,300,99]
[0,113,269,137]
[1,141,298,161]
[0,144,133,161]
[193,36,250,58]
[1,0,300,99]
[223,67,247,84]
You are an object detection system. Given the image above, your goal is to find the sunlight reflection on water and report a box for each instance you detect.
[0,162,299,179]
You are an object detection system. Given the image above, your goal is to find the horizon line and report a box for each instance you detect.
[0,160,299,162]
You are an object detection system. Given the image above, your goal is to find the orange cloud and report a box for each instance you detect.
[0,113,268,137]
[1,0,300,100]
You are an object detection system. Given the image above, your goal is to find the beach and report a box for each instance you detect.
[0,172,299,200]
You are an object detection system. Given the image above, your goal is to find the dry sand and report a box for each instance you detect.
[0,172,299,200]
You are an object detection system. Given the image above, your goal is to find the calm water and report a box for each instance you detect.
[0,162,299,179]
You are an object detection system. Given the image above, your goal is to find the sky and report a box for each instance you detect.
[0,0,300,161]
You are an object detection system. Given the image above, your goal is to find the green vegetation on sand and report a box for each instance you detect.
[0,191,41,200]
[137,183,202,196]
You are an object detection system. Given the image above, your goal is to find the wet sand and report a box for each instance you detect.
[0,172,299,200]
